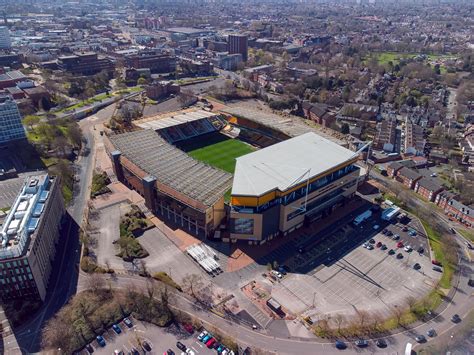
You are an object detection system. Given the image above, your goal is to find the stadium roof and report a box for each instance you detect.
[222,106,346,146]
[109,130,232,208]
[232,132,357,197]
[134,109,218,131]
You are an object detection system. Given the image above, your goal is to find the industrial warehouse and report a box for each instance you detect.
[105,107,361,244]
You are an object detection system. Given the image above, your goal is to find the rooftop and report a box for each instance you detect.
[134,108,219,131]
[232,132,358,197]
[0,175,51,260]
[109,130,232,208]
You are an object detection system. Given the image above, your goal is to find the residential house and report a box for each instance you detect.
[396,167,422,189]
[414,177,444,202]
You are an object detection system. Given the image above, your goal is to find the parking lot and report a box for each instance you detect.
[87,317,216,355]
[267,213,441,319]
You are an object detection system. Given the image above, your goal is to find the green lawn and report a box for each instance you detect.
[187,137,255,174]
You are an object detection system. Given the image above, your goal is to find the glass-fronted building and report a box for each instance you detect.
[0,96,26,145]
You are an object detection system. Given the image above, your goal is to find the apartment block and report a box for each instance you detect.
[0,175,65,301]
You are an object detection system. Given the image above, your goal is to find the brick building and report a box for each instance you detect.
[414,177,444,202]
[301,102,336,128]
[395,167,422,189]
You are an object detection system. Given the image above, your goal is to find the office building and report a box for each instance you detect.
[0,175,65,301]
[0,27,11,50]
[0,96,26,145]
[58,52,114,76]
[229,132,360,244]
[125,50,176,74]
[228,34,248,62]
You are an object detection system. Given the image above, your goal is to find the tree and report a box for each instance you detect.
[334,314,345,334]
[405,296,417,313]
[22,115,40,130]
[137,76,148,86]
[85,273,106,296]
[391,305,404,326]
[182,274,204,298]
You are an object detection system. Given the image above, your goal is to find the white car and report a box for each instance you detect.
[272,270,283,279]
[197,330,208,341]
[404,245,412,252]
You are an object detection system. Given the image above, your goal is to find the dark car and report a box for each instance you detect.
[387,230,393,236]
[112,324,122,335]
[335,340,347,349]
[402,226,408,232]
[388,249,395,255]
[355,339,368,347]
[427,329,436,337]
[142,341,152,351]
[413,263,421,270]
[451,314,461,323]
[96,336,106,347]
[432,266,442,272]
[369,239,375,244]
[85,344,94,354]
[392,234,400,240]
[468,279,474,287]
[123,317,133,328]
[129,348,139,355]
[397,253,404,259]
[382,228,388,235]
[166,350,175,355]
[381,244,388,250]
[375,339,387,348]
[176,342,187,351]
[417,247,424,254]
[415,335,426,343]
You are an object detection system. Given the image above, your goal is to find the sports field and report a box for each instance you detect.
[186,135,255,173]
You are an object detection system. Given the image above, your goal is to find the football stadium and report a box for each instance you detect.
[105,107,361,243]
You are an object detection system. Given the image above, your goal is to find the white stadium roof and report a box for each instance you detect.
[231,132,357,197]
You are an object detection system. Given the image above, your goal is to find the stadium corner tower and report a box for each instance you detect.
[228,132,361,245]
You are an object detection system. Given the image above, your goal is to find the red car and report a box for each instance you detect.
[397,242,404,248]
[206,338,216,348]
[376,242,382,248]
[182,323,194,334]
[432,259,442,266]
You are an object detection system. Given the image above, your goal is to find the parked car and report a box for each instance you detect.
[388,249,395,255]
[397,253,404,259]
[206,338,216,348]
[335,340,347,349]
[468,279,474,287]
[413,263,421,270]
[112,324,122,335]
[366,244,374,250]
[375,339,387,348]
[142,341,152,352]
[409,230,417,236]
[466,242,473,250]
[415,335,426,343]
[432,260,442,266]
[182,323,194,334]
[355,339,368,347]
[376,241,382,248]
[427,329,436,337]
[397,241,404,248]
[392,234,400,240]
[402,226,408,232]
[387,230,393,236]
[197,330,208,341]
[432,266,443,272]
[186,349,195,355]
[85,344,94,354]
[272,270,283,279]
[176,341,187,351]
[123,317,133,328]
[201,334,212,343]
[451,314,461,323]
[381,244,388,250]
[369,238,375,244]
[417,247,424,254]
[96,336,106,347]
[129,347,139,355]
[382,228,388,235]
[404,245,412,252]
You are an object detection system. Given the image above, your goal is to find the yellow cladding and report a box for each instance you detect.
[231,158,357,207]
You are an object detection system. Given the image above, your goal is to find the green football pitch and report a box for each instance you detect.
[182,133,255,173]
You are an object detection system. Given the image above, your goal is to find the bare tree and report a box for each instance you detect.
[391,306,404,327]
[86,273,106,295]
[334,314,345,334]
[356,310,370,331]
[405,296,417,313]
[182,273,204,298]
